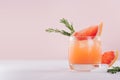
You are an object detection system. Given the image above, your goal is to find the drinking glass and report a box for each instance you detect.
[69,36,102,71]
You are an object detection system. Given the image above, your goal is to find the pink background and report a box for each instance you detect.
[0,0,120,60]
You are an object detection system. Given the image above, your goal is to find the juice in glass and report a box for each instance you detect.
[69,36,101,71]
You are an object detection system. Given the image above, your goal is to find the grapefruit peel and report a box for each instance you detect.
[108,50,119,67]
[97,22,103,36]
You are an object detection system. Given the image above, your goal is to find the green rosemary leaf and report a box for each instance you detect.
[70,24,75,34]
[107,66,120,74]
[45,28,71,36]
[61,30,71,36]
[46,28,60,33]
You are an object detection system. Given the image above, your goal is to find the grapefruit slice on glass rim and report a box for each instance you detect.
[102,50,119,67]
[73,22,103,40]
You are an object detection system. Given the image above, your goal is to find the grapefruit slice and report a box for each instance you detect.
[74,25,98,40]
[74,22,103,40]
[102,50,119,67]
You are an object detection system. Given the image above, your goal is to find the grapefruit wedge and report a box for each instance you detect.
[74,22,103,40]
[102,50,119,67]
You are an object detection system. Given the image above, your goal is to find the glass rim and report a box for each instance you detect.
[70,35,100,37]
[70,35,100,40]
[70,35,101,38]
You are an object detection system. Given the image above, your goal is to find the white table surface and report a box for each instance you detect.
[0,60,119,80]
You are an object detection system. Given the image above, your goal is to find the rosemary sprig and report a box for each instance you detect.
[45,28,71,36]
[107,66,120,74]
[60,18,75,34]
[45,18,75,36]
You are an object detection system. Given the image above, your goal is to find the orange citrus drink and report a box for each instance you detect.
[46,19,119,72]
[69,36,102,70]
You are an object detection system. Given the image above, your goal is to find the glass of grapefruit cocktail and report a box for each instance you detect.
[68,24,103,71]
[69,35,102,71]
